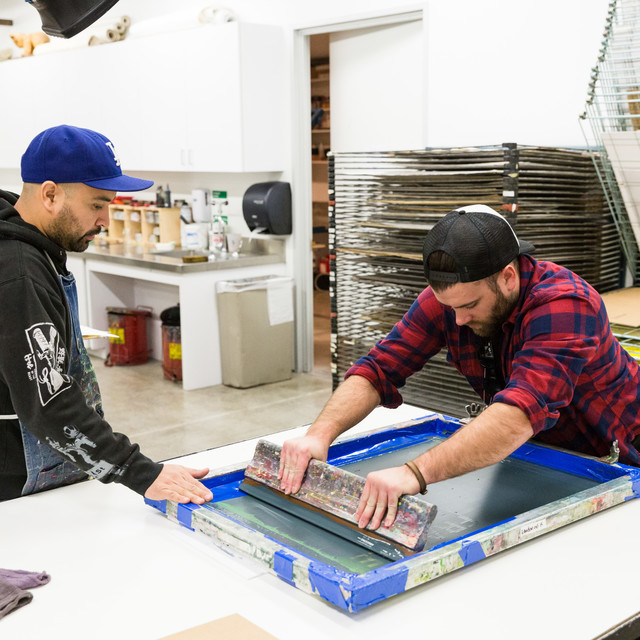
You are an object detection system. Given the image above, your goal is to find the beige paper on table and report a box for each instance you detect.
[159,614,277,640]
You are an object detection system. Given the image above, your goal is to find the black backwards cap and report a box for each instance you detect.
[423,205,536,284]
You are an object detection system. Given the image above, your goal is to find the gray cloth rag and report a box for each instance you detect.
[0,579,32,619]
[0,568,51,590]
[0,568,50,619]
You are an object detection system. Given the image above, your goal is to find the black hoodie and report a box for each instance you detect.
[0,190,162,498]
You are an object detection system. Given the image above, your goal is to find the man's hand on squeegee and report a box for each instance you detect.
[278,376,382,495]
[144,464,213,504]
[355,404,534,529]
[278,435,329,494]
[355,465,421,530]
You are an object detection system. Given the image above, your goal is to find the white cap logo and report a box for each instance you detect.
[105,141,121,167]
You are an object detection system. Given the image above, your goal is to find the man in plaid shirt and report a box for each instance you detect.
[279,205,640,529]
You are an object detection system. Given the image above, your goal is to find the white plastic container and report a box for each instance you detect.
[181,222,209,251]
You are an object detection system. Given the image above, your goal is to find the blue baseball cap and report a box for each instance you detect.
[21,125,154,192]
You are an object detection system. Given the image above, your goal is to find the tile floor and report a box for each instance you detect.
[94,289,333,462]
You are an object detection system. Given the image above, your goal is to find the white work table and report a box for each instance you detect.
[1,404,639,640]
[67,242,288,390]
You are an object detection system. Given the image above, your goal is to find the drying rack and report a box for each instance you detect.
[580,0,640,282]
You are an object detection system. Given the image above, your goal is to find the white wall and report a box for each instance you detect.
[288,0,607,149]
[289,0,606,147]
[424,0,608,148]
[2,0,609,156]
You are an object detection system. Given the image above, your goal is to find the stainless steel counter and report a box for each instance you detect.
[78,238,284,273]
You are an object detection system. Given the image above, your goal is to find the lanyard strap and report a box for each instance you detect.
[475,336,505,405]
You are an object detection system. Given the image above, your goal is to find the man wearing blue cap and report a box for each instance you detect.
[0,125,213,504]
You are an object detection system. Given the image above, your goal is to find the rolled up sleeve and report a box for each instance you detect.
[345,289,446,408]
[494,295,600,434]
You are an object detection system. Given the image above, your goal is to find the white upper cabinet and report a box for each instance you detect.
[0,22,286,173]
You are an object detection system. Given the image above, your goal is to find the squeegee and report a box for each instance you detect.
[240,440,437,561]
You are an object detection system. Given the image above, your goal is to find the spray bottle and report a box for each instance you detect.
[208,191,229,256]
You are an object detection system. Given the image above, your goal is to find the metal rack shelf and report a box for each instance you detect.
[580,0,640,282]
[328,145,622,416]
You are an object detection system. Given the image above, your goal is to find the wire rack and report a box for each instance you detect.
[580,0,640,281]
[328,145,622,417]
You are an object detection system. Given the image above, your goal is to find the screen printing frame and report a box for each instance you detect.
[145,412,640,612]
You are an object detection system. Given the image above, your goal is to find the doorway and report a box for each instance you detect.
[292,9,426,376]
[310,34,331,376]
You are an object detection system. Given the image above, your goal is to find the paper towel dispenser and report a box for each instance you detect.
[243,181,292,235]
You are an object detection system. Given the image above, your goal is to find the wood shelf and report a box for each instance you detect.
[311,58,330,230]
[107,205,181,247]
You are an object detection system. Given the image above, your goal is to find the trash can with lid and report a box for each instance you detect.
[216,275,294,388]
[160,304,182,382]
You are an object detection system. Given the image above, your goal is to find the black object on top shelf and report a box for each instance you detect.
[27,0,121,38]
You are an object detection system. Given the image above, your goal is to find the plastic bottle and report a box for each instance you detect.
[209,215,225,254]
[155,186,165,207]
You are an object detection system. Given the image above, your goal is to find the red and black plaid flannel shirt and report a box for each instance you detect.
[346,255,640,465]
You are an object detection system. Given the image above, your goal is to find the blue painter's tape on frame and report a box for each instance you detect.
[508,441,625,483]
[628,468,640,498]
[328,416,458,467]
[351,566,409,610]
[176,503,201,530]
[202,470,245,490]
[274,550,296,585]
[459,540,486,566]
[210,479,244,503]
[144,497,167,514]
[308,564,349,610]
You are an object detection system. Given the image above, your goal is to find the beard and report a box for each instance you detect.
[469,287,518,338]
[47,203,101,253]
